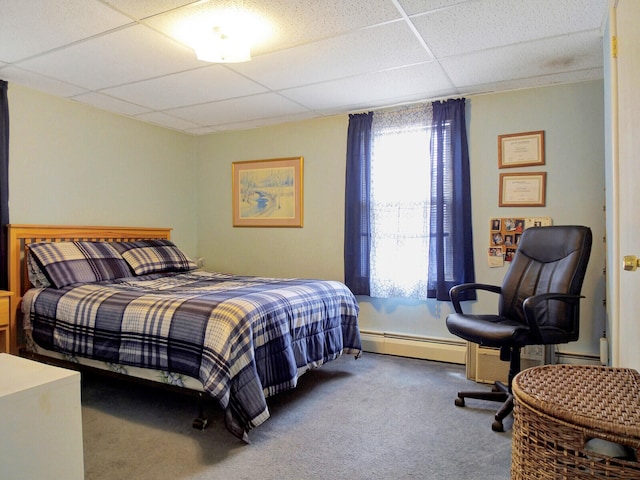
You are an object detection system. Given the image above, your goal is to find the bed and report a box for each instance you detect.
[7,224,361,442]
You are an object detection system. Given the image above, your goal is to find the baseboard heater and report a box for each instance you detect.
[359,329,466,364]
[359,329,601,368]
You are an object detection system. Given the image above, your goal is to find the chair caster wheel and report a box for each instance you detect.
[491,420,504,432]
[454,396,465,407]
[193,417,208,430]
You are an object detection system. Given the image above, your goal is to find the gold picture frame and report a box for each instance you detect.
[498,130,545,168]
[499,172,546,207]
[232,157,304,227]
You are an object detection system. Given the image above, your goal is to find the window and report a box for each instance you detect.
[370,105,433,299]
[344,99,474,301]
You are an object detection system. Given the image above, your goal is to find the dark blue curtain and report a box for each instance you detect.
[0,81,8,290]
[427,98,475,301]
[344,112,372,295]
[344,101,474,301]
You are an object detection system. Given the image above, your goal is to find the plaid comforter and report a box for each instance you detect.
[22,271,361,439]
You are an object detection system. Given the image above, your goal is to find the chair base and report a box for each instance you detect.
[454,381,514,432]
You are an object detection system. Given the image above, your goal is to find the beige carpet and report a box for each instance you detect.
[80,352,513,480]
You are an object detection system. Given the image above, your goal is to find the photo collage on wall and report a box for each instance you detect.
[488,217,552,267]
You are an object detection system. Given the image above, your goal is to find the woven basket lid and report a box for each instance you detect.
[513,364,640,439]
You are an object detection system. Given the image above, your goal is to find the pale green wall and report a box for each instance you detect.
[468,81,605,357]
[195,80,606,358]
[195,116,349,280]
[8,84,198,253]
[7,79,605,359]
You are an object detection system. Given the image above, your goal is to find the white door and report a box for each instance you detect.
[606,0,640,369]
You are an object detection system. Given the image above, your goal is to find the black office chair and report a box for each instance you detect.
[446,225,592,432]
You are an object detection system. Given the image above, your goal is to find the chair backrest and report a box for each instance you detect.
[499,225,592,342]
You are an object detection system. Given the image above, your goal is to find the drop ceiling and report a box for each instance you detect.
[0,0,608,135]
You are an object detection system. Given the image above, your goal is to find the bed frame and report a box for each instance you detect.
[7,224,173,355]
[6,224,216,429]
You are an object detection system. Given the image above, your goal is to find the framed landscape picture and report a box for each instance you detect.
[232,157,304,227]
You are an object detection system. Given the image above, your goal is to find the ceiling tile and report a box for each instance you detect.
[397,0,470,16]
[101,65,268,110]
[17,24,205,90]
[0,66,88,97]
[186,126,221,135]
[281,62,456,112]
[461,68,604,96]
[414,0,607,58]
[0,0,133,62]
[441,32,603,87]
[71,92,152,116]
[134,111,202,131]
[102,0,199,20]
[246,0,403,53]
[228,20,433,90]
[189,111,320,134]
[165,93,309,126]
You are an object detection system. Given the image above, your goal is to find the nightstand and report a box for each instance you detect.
[0,290,11,353]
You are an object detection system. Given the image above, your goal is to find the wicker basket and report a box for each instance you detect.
[511,365,640,479]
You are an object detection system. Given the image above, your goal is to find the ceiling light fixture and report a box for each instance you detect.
[173,4,270,64]
[193,25,251,63]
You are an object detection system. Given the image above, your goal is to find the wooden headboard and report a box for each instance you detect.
[7,224,172,354]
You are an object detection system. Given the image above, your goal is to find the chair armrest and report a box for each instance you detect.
[522,293,584,342]
[449,283,501,313]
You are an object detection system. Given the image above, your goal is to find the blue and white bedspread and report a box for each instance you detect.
[22,271,361,440]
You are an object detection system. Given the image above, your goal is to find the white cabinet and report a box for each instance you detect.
[0,354,84,480]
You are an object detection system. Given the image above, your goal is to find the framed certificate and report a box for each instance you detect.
[499,172,546,207]
[498,131,545,168]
